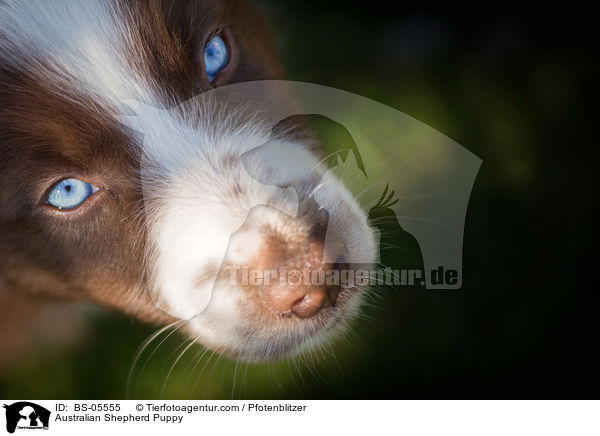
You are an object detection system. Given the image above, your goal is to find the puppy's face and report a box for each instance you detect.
[0,0,376,361]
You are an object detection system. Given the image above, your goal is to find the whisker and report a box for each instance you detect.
[159,336,200,399]
[127,319,187,398]
[185,346,212,399]
[230,360,240,399]
[191,350,216,399]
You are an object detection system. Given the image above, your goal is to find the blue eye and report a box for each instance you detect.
[204,34,228,82]
[46,178,98,210]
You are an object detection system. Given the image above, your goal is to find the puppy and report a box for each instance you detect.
[0,0,376,363]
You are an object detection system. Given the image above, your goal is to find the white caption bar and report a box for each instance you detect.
[2,400,599,436]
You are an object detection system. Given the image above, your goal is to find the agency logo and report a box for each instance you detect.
[2,402,50,434]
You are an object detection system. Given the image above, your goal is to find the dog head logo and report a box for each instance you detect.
[3,402,50,434]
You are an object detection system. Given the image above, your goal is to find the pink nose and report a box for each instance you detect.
[249,236,343,319]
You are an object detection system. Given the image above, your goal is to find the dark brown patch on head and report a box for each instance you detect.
[0,58,170,323]
[121,0,285,106]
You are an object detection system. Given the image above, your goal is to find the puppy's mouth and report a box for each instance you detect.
[230,258,367,361]
[236,286,363,362]
[180,254,368,362]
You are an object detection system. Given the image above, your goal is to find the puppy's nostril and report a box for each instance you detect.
[289,286,335,319]
[292,294,307,307]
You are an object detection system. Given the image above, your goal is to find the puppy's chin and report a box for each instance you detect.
[181,282,365,362]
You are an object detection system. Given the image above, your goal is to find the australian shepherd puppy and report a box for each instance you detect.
[0,0,376,363]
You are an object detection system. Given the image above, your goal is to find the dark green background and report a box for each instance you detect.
[1,2,596,398]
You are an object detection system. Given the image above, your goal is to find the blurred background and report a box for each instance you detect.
[0,2,596,398]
